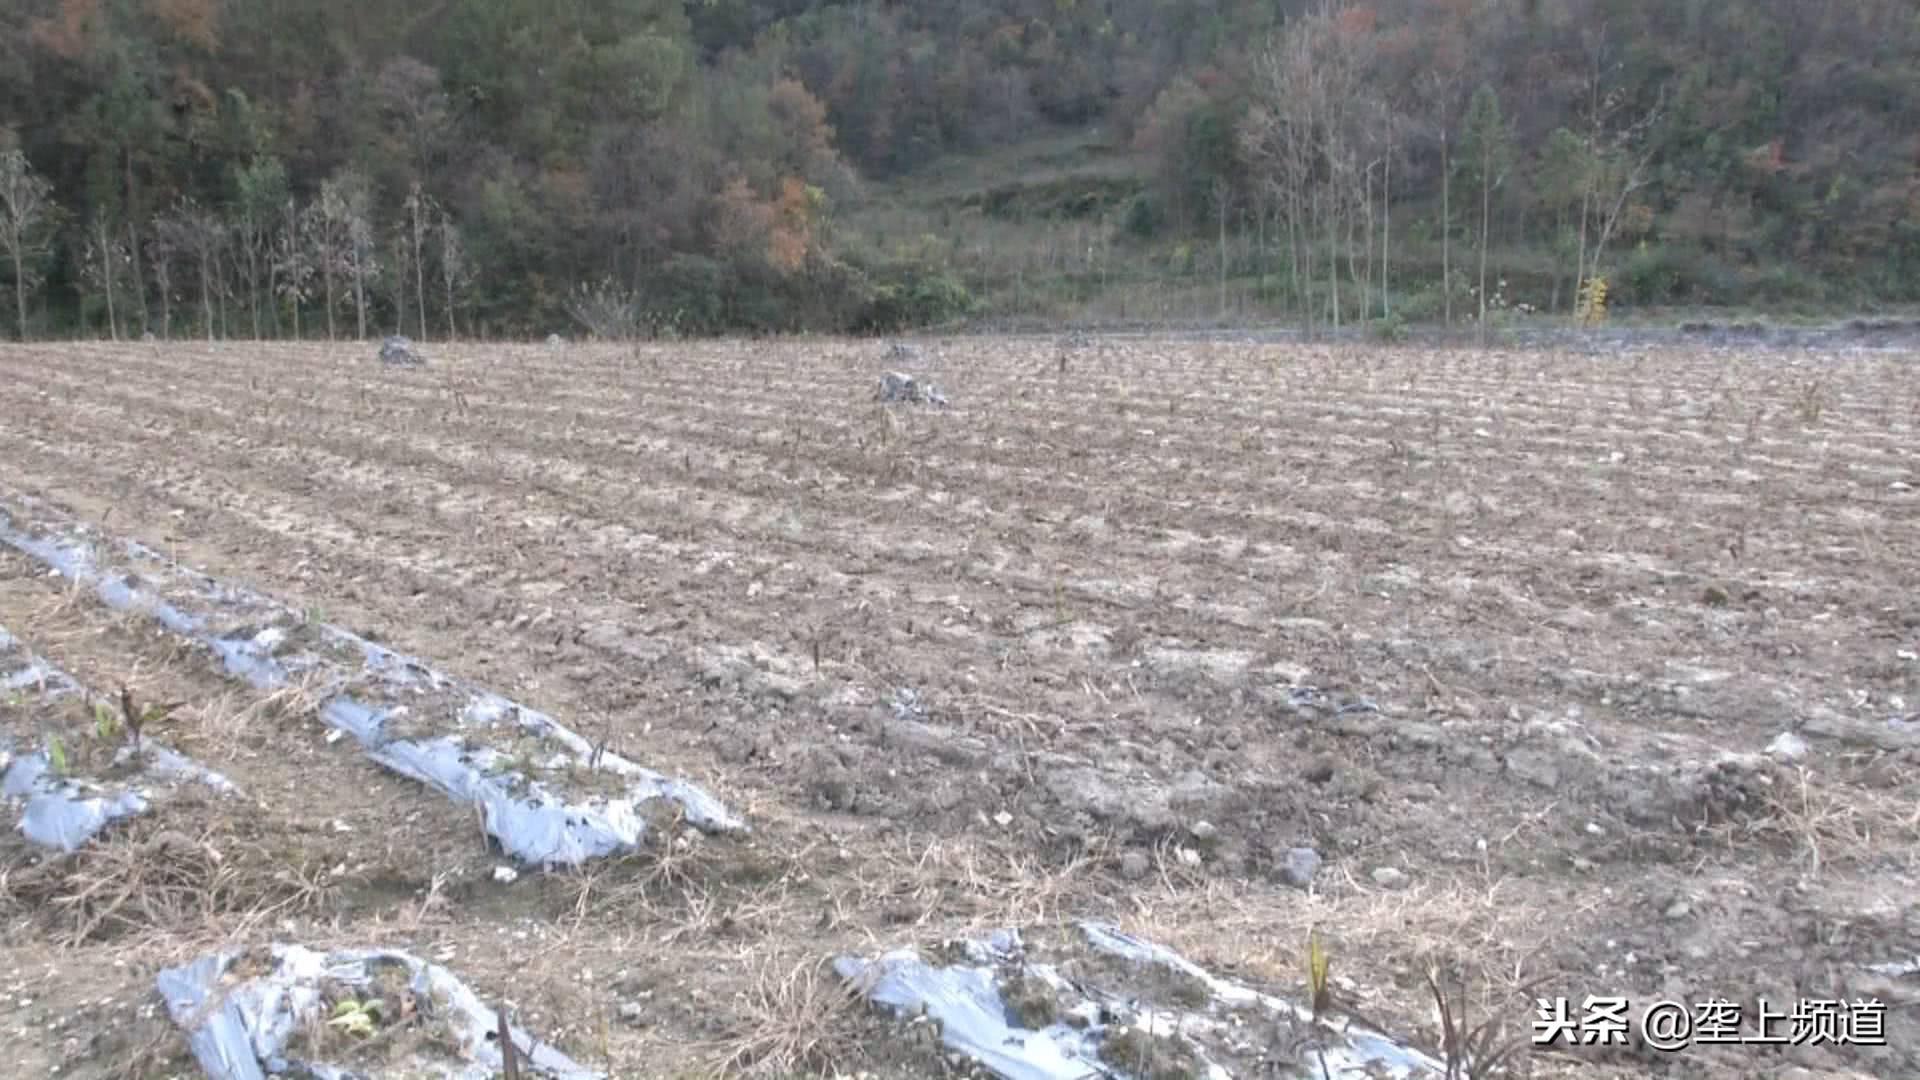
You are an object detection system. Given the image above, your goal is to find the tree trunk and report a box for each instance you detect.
[124,148,149,333]
[215,245,228,338]
[1441,130,1452,327]
[1256,188,1267,283]
[11,248,24,340]
[414,217,428,341]
[1477,159,1491,347]
[1297,184,1313,334]
[1326,189,1340,331]
[1575,161,1593,318]
[1552,213,1565,313]
[247,242,261,338]
[1358,164,1373,319]
[1217,185,1229,317]
[200,251,215,342]
[323,259,337,341]
[97,219,119,341]
[352,252,367,340]
[1574,53,1599,323]
[1381,148,1391,319]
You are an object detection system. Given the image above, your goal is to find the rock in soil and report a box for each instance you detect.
[1278,846,1322,890]
[1371,866,1408,889]
[379,335,426,366]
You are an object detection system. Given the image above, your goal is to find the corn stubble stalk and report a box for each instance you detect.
[498,1001,521,1079]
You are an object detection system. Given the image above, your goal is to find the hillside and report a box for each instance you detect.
[1,0,1917,338]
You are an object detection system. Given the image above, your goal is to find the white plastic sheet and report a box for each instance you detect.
[156,944,601,1080]
[0,500,744,868]
[836,923,1449,1079]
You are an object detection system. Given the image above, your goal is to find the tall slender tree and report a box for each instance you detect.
[275,196,314,341]
[1460,84,1510,344]
[232,156,288,338]
[0,149,56,340]
[404,182,433,339]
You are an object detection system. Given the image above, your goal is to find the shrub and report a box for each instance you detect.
[1369,311,1409,342]
[1741,263,1830,307]
[854,268,976,333]
[1120,193,1160,239]
[1392,283,1448,323]
[1616,244,1737,306]
[644,255,730,335]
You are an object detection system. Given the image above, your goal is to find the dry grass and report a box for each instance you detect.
[1093,865,1594,1077]
[844,830,1112,936]
[696,955,870,1077]
[186,668,331,756]
[1761,765,1920,877]
[0,809,334,948]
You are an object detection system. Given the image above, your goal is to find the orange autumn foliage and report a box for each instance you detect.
[147,0,221,50]
[767,176,814,272]
[713,174,815,274]
[29,0,104,61]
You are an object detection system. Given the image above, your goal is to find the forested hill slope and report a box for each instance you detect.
[1,0,1916,338]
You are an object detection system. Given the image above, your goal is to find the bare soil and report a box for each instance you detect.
[0,337,1914,1079]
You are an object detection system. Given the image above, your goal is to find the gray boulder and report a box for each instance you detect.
[877,370,950,408]
[379,335,426,366]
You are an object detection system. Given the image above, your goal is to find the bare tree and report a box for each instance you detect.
[437,210,470,340]
[310,179,354,340]
[322,172,379,340]
[1248,7,1368,332]
[1213,178,1231,316]
[1583,102,1664,285]
[1417,43,1471,329]
[79,218,129,339]
[156,197,224,341]
[1572,57,1668,302]
[404,182,434,340]
[147,219,176,338]
[274,196,314,340]
[1460,85,1511,345]
[1441,127,1452,326]
[383,222,412,335]
[0,148,56,339]
[1243,20,1339,334]
[346,212,376,340]
[233,157,287,338]
[375,58,451,176]
[1377,99,1397,320]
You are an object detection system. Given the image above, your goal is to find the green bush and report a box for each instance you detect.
[644,255,730,335]
[1369,311,1409,342]
[1121,193,1161,239]
[1617,245,1737,306]
[635,254,881,336]
[1392,284,1449,323]
[1741,263,1829,306]
[855,268,976,333]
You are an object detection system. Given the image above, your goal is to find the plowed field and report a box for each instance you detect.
[1,337,1915,1079]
